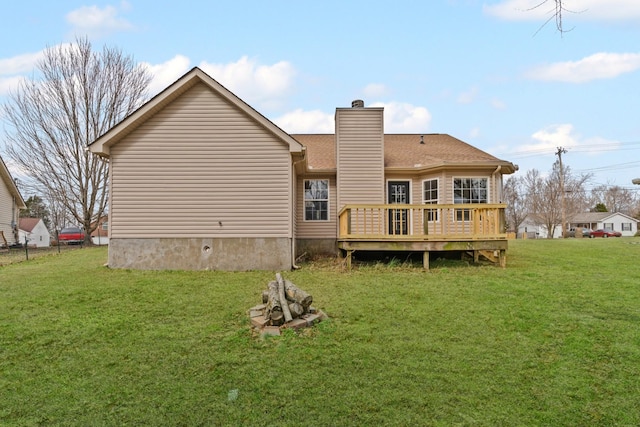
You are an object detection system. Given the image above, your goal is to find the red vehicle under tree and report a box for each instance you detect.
[58,227,85,244]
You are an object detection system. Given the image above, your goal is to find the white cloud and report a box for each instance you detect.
[273,109,334,133]
[274,101,433,134]
[490,98,507,109]
[469,127,481,138]
[142,55,192,95]
[0,76,26,96]
[370,102,432,133]
[0,51,43,76]
[363,83,389,98]
[457,86,479,104]
[66,2,134,37]
[525,52,640,83]
[518,123,620,155]
[484,0,640,22]
[199,56,295,110]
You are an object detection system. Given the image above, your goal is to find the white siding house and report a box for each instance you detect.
[1,156,26,246]
[18,218,51,247]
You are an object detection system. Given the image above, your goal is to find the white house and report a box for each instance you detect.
[18,218,51,247]
[570,212,639,237]
[517,214,563,239]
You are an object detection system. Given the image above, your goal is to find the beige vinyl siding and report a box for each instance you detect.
[109,82,293,239]
[336,108,384,208]
[0,180,15,244]
[296,175,338,239]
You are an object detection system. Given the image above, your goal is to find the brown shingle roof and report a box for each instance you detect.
[292,133,515,172]
[19,218,42,232]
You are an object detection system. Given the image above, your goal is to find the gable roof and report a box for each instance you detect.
[292,133,517,173]
[19,217,45,232]
[89,67,304,157]
[571,211,639,224]
[0,156,26,209]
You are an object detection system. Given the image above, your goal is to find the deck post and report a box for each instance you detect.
[499,249,506,268]
[346,250,353,270]
[423,251,429,270]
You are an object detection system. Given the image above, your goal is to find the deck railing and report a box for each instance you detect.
[338,203,507,240]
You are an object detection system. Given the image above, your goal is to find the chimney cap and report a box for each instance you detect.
[351,99,364,108]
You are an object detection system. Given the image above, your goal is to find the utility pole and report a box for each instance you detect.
[556,147,568,238]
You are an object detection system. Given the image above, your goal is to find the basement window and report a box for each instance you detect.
[304,179,329,221]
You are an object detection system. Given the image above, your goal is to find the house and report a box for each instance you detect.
[89,67,517,270]
[517,214,563,239]
[90,215,109,245]
[570,212,639,237]
[18,218,51,248]
[0,156,26,247]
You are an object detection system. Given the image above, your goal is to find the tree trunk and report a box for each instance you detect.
[276,273,293,323]
[266,280,284,325]
[288,302,305,319]
[284,280,313,308]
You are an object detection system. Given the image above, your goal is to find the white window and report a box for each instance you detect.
[304,179,329,221]
[604,223,614,230]
[102,221,108,231]
[423,179,439,221]
[454,178,488,221]
[622,223,632,231]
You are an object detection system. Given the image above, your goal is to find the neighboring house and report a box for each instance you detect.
[0,156,26,247]
[570,212,639,237]
[18,218,51,248]
[90,215,109,245]
[89,67,517,271]
[517,214,562,239]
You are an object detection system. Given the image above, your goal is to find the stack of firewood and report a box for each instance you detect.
[249,273,327,334]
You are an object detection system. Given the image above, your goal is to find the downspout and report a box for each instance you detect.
[492,165,502,202]
[291,148,307,270]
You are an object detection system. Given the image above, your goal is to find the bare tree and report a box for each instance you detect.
[2,37,151,243]
[503,175,528,233]
[524,163,590,238]
[590,184,638,216]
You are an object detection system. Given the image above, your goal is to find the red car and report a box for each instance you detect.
[58,227,85,244]
[590,229,622,238]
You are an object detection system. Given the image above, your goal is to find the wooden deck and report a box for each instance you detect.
[337,203,508,269]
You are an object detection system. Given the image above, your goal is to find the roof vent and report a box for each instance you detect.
[420,135,424,144]
[351,99,364,108]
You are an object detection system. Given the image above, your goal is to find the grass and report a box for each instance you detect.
[1,238,640,426]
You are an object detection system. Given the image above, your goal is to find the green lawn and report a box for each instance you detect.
[1,239,639,426]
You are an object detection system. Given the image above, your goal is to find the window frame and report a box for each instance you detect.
[453,177,489,221]
[622,222,632,231]
[303,179,330,222]
[422,178,439,222]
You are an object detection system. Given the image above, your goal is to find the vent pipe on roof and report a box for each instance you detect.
[420,135,424,144]
[351,99,364,108]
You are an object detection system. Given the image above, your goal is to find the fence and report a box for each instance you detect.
[0,244,86,266]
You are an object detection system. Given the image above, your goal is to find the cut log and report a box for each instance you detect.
[284,280,313,308]
[266,280,283,325]
[270,310,284,326]
[288,302,305,319]
[276,273,293,323]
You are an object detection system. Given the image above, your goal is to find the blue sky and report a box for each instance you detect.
[1,0,640,191]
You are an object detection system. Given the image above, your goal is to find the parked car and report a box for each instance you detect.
[590,229,622,238]
[58,227,85,244]
[567,227,592,238]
